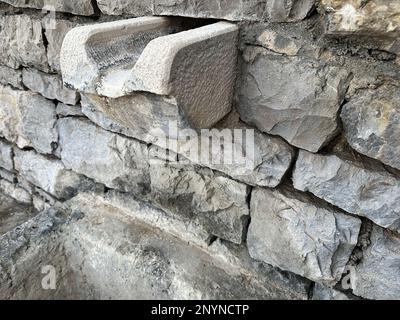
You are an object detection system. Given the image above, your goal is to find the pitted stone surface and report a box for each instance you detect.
[341,85,400,171]
[0,85,58,155]
[238,48,351,152]
[294,151,400,232]
[247,187,361,285]
[0,15,48,71]
[2,0,95,16]
[22,69,79,105]
[0,65,23,89]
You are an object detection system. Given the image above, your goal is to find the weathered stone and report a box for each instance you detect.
[0,140,13,171]
[238,48,351,152]
[2,0,95,16]
[60,193,310,299]
[257,30,301,56]
[0,15,48,71]
[352,225,400,300]
[60,18,237,128]
[0,65,23,89]
[0,179,32,205]
[43,18,80,72]
[13,149,91,200]
[293,151,400,232]
[97,0,153,15]
[321,0,400,38]
[58,117,150,195]
[149,164,250,244]
[56,103,83,117]
[341,85,400,171]
[0,85,58,154]
[82,95,295,188]
[97,0,315,22]
[247,187,361,284]
[22,69,79,105]
[312,283,351,300]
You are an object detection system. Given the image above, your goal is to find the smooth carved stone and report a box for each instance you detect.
[247,187,361,285]
[0,66,23,89]
[0,15,48,71]
[97,0,315,22]
[60,17,238,128]
[149,164,249,244]
[22,69,79,105]
[43,18,80,72]
[0,85,58,155]
[0,140,13,172]
[2,0,95,16]
[293,151,400,232]
[341,85,400,171]
[352,225,400,300]
[238,48,351,152]
[81,94,295,188]
[321,0,400,37]
[13,149,91,200]
[58,117,150,196]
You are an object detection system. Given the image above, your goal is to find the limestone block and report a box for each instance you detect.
[81,94,295,188]
[352,225,400,300]
[149,164,250,244]
[58,117,150,196]
[2,0,95,16]
[22,69,79,105]
[0,179,32,205]
[43,18,81,72]
[0,65,23,89]
[96,0,315,22]
[56,103,83,117]
[13,149,91,200]
[0,85,58,154]
[312,283,351,300]
[247,187,361,284]
[0,15,48,71]
[293,151,400,232]
[0,140,13,171]
[341,85,400,171]
[238,48,351,152]
[60,17,238,128]
[320,0,400,38]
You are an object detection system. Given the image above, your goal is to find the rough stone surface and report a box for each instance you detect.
[82,95,295,188]
[43,18,80,72]
[13,149,91,200]
[341,85,400,171]
[0,15,48,71]
[0,140,13,171]
[61,193,310,299]
[293,151,400,232]
[22,69,79,105]
[0,85,58,154]
[0,65,23,89]
[58,117,150,196]
[352,225,400,300]
[56,103,83,117]
[312,283,351,300]
[238,47,351,152]
[97,0,315,22]
[2,0,95,16]
[247,187,361,284]
[321,0,400,37]
[0,179,32,204]
[149,164,250,244]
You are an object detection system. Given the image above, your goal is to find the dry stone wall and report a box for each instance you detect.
[0,0,399,300]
